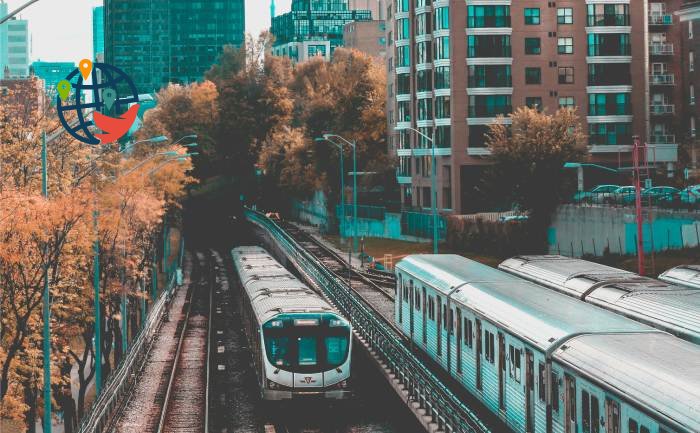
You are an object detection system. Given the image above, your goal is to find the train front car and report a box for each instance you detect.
[232,246,352,400]
[261,311,352,400]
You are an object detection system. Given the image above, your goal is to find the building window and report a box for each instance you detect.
[397,73,410,94]
[558,66,574,84]
[526,96,543,110]
[417,98,433,120]
[434,36,450,60]
[691,51,695,72]
[691,84,695,105]
[524,8,540,25]
[558,37,574,54]
[691,116,696,137]
[434,7,449,30]
[587,4,629,26]
[397,0,409,13]
[588,93,631,116]
[559,96,575,108]
[509,345,522,382]
[588,63,631,86]
[416,13,429,36]
[557,7,573,24]
[397,45,410,67]
[468,34,512,57]
[525,37,541,55]
[469,95,512,117]
[525,67,541,84]
[435,66,451,89]
[417,40,431,64]
[588,33,630,56]
[468,64,512,87]
[435,125,451,148]
[417,69,432,92]
[467,5,511,28]
[589,122,632,145]
[435,95,451,118]
[398,100,411,122]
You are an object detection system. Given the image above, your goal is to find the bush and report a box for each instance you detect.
[445,216,544,257]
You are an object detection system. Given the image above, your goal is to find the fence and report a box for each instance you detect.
[401,210,447,239]
[335,204,386,220]
[76,236,185,433]
[247,210,489,433]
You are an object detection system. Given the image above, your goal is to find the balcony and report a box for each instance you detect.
[396,173,413,184]
[649,42,674,55]
[649,13,673,25]
[648,134,676,144]
[649,73,675,85]
[650,103,675,115]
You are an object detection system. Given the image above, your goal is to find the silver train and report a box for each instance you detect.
[232,246,352,400]
[395,254,700,433]
[499,255,700,344]
[659,264,700,289]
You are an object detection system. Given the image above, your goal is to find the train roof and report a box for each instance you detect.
[397,255,656,351]
[554,332,700,433]
[659,264,700,290]
[499,256,700,344]
[232,247,338,323]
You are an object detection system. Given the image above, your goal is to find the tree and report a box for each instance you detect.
[486,106,588,249]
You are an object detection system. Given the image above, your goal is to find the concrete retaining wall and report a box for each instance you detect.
[548,204,700,257]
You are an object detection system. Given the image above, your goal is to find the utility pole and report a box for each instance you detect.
[633,135,645,276]
[41,131,52,433]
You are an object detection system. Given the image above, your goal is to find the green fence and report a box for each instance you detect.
[336,204,386,220]
[401,211,447,239]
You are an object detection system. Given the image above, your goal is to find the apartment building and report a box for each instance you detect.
[386,0,664,214]
[678,0,700,173]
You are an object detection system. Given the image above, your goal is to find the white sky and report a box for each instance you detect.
[3,0,292,63]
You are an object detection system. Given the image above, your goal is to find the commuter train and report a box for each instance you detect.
[395,254,700,433]
[232,246,352,400]
[659,264,700,290]
[498,255,700,344]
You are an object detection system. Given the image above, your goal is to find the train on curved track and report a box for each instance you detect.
[395,254,700,433]
[232,246,352,400]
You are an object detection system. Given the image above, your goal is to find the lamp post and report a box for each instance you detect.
[41,132,51,433]
[321,134,358,252]
[315,137,346,242]
[406,127,439,254]
[0,0,41,25]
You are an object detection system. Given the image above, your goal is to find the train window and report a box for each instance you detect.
[443,305,448,328]
[298,336,317,366]
[266,336,292,367]
[397,274,402,297]
[325,336,349,366]
[464,318,473,347]
[485,331,495,363]
[415,290,421,310]
[509,345,522,382]
[551,372,560,412]
[538,363,546,402]
[591,395,599,433]
[428,296,435,320]
[582,391,590,433]
[639,427,649,433]
[448,308,454,334]
[628,419,638,433]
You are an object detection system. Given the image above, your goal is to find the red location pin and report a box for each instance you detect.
[79,59,93,80]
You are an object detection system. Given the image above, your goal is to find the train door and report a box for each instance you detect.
[398,275,403,324]
[498,332,506,411]
[475,319,482,390]
[605,398,621,433]
[436,296,442,357]
[409,280,414,339]
[525,350,535,433]
[581,389,601,433]
[564,375,576,433]
[456,309,462,374]
[422,286,427,344]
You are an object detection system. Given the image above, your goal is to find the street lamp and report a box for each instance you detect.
[321,134,358,252]
[0,0,41,25]
[315,137,346,243]
[405,127,439,254]
[119,135,168,153]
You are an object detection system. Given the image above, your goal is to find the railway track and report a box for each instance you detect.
[277,221,398,325]
[108,252,211,433]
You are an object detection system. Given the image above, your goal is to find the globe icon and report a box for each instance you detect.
[57,62,140,145]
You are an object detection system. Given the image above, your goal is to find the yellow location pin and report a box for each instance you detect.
[78,59,93,80]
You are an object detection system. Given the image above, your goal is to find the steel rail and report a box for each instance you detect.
[247,210,491,433]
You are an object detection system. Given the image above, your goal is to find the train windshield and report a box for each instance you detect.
[263,315,350,373]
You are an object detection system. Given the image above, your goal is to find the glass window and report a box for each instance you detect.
[526,97,543,110]
[397,45,410,66]
[435,96,450,118]
[526,67,541,84]
[525,8,540,25]
[467,5,511,28]
[469,65,512,87]
[525,37,541,55]
[266,336,292,367]
[485,330,495,363]
[298,336,317,366]
[435,66,451,89]
[538,363,546,402]
[509,345,522,382]
[559,96,575,108]
[418,98,433,120]
[325,336,349,366]
[434,7,449,30]
[559,66,574,84]
[558,7,573,24]
[558,37,574,54]
[463,318,473,347]
[552,372,560,412]
[434,36,450,60]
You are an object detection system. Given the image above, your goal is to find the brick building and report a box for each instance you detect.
[385,0,677,214]
[344,20,387,58]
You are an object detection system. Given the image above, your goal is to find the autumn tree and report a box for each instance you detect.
[485,106,588,248]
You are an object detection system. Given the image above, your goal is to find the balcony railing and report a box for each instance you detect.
[649,43,674,55]
[650,74,675,85]
[649,134,676,144]
[587,14,630,26]
[649,13,673,25]
[468,105,513,118]
[650,103,675,114]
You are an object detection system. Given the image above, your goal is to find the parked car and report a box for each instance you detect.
[660,184,700,207]
[622,186,680,205]
[572,184,620,203]
[598,185,636,204]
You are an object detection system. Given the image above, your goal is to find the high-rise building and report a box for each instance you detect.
[385,0,664,214]
[0,2,30,79]
[30,61,76,98]
[679,0,700,176]
[343,20,387,59]
[104,0,245,94]
[271,0,373,62]
[93,6,105,61]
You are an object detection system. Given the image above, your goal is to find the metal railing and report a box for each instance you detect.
[246,210,490,433]
[75,238,185,433]
[401,210,447,239]
[649,42,674,55]
[648,134,676,144]
[650,103,675,114]
[649,13,673,25]
[649,74,675,85]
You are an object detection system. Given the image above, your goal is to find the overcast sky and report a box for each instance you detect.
[3,0,292,63]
